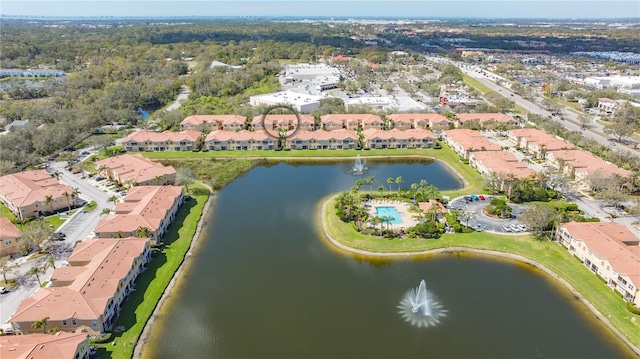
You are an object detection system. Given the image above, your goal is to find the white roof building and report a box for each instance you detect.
[249,90,323,113]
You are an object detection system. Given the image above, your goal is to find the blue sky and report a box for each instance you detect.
[2,1,639,19]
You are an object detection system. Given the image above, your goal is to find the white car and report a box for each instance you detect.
[0,286,8,294]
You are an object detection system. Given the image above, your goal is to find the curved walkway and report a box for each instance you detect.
[319,198,640,357]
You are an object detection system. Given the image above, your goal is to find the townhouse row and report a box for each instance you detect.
[179,113,456,132]
[442,128,632,191]
[8,185,185,337]
[556,222,640,307]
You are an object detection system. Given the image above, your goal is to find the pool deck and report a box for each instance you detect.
[365,200,419,230]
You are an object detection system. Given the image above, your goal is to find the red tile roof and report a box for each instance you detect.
[0,217,20,239]
[0,331,88,359]
[123,130,201,144]
[0,169,74,208]
[96,154,176,185]
[562,222,640,286]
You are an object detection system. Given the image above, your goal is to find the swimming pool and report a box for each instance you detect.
[375,206,402,224]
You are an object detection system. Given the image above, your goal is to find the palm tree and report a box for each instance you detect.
[47,254,55,270]
[154,175,163,185]
[387,177,394,191]
[135,226,152,238]
[62,191,72,211]
[114,231,123,239]
[107,195,118,205]
[411,183,419,202]
[395,176,404,191]
[29,265,44,286]
[100,208,111,217]
[377,185,385,197]
[354,207,369,232]
[44,195,54,214]
[365,176,375,192]
[72,188,80,202]
[31,317,49,333]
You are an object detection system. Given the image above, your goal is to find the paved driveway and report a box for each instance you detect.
[449,196,529,234]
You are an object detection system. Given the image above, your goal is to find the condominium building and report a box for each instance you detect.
[205,130,277,151]
[0,169,77,220]
[386,113,451,130]
[180,115,246,131]
[557,222,640,306]
[9,238,152,335]
[96,154,176,188]
[94,186,184,242]
[441,129,502,159]
[0,217,21,257]
[455,113,519,128]
[122,130,202,152]
[362,128,436,149]
[287,129,359,150]
[0,331,90,359]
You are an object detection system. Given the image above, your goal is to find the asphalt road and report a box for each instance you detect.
[426,56,640,158]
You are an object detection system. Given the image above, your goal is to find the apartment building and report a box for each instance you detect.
[441,129,502,159]
[557,222,640,306]
[206,130,277,151]
[180,115,247,131]
[362,128,436,149]
[0,169,77,220]
[287,129,359,150]
[96,154,176,188]
[0,331,90,359]
[122,130,202,152]
[9,238,151,335]
[0,217,21,257]
[94,186,184,242]
[386,113,451,130]
[455,113,519,128]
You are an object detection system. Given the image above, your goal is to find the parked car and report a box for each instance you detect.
[81,151,90,155]
[478,195,486,200]
[0,286,8,294]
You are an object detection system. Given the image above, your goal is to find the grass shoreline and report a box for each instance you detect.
[94,183,210,359]
[319,194,640,356]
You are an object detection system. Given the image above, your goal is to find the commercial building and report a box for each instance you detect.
[0,169,77,221]
[96,154,176,188]
[94,186,184,242]
[249,90,323,113]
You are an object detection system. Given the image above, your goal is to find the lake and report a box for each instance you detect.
[144,160,633,358]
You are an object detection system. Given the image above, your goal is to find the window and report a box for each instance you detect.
[72,319,77,325]
[92,321,98,327]
[62,320,67,325]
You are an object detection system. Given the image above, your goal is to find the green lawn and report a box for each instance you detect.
[321,196,640,350]
[0,203,65,231]
[463,74,491,95]
[94,183,210,359]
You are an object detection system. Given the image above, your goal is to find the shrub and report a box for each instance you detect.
[626,302,640,315]
[89,332,113,344]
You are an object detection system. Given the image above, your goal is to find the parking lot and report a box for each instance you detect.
[449,195,530,234]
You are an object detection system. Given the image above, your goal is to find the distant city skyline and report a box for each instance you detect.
[2,1,639,19]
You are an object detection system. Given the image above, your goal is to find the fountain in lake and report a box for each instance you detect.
[398,280,447,328]
[351,154,367,175]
